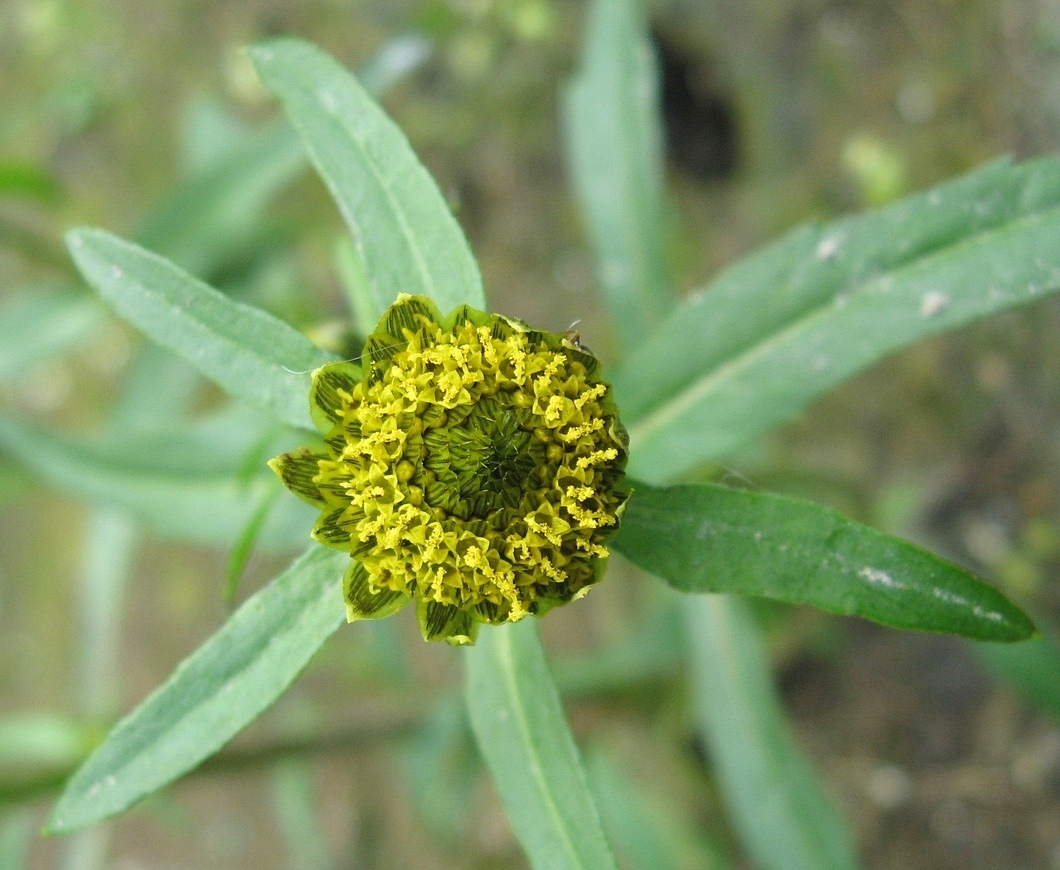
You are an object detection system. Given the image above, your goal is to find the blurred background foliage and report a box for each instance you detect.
[2,0,1059,867]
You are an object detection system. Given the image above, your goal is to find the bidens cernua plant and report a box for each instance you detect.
[269,293,630,644]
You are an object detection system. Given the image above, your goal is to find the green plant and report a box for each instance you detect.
[3,3,1059,868]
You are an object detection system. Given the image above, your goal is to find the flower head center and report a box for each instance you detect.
[423,398,541,521]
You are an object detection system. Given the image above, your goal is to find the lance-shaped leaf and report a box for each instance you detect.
[613,481,1036,642]
[684,595,859,870]
[562,0,672,349]
[614,156,1060,481]
[465,620,618,870]
[47,546,347,833]
[66,228,336,430]
[248,38,485,318]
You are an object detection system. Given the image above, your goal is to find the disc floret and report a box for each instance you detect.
[269,294,629,644]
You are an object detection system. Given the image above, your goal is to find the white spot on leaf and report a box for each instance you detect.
[919,290,949,318]
[816,234,844,261]
[858,566,902,589]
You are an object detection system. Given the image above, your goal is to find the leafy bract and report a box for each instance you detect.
[684,595,859,870]
[614,156,1060,480]
[248,38,485,320]
[562,0,672,350]
[614,480,1036,641]
[66,228,336,430]
[465,620,617,870]
[47,547,347,833]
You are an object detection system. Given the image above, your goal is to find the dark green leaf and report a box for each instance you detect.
[248,38,485,318]
[684,595,859,870]
[66,228,336,430]
[465,620,618,870]
[47,547,347,833]
[615,156,1060,480]
[562,0,672,349]
[613,480,1036,641]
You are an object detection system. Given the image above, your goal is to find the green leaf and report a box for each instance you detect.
[0,714,94,772]
[135,123,304,277]
[47,546,347,833]
[615,156,1060,480]
[684,595,859,870]
[562,0,672,349]
[585,745,729,870]
[0,159,60,202]
[76,510,137,719]
[0,414,312,548]
[977,623,1060,719]
[66,228,336,430]
[0,289,103,383]
[248,38,485,317]
[465,620,618,870]
[613,480,1036,641]
[136,35,429,280]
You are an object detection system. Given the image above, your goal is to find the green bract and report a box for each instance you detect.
[270,294,630,644]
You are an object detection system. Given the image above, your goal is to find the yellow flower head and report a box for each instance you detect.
[269,294,629,644]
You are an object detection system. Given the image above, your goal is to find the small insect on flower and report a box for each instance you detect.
[269,294,630,644]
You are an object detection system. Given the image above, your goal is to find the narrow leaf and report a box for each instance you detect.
[248,38,485,316]
[0,415,312,548]
[0,289,103,383]
[614,156,1060,480]
[465,620,618,870]
[135,123,304,277]
[136,35,429,280]
[66,228,336,430]
[977,625,1060,719]
[684,595,859,870]
[562,0,672,349]
[585,745,729,870]
[77,510,137,719]
[47,546,347,833]
[613,481,1036,641]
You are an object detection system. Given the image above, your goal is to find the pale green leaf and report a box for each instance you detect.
[136,34,429,280]
[47,547,347,833]
[585,745,729,870]
[66,228,336,430]
[135,123,304,277]
[465,620,617,870]
[248,38,485,317]
[614,480,1036,641]
[0,414,313,547]
[615,156,1060,480]
[0,289,103,383]
[977,622,1060,719]
[562,0,672,349]
[684,595,859,870]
